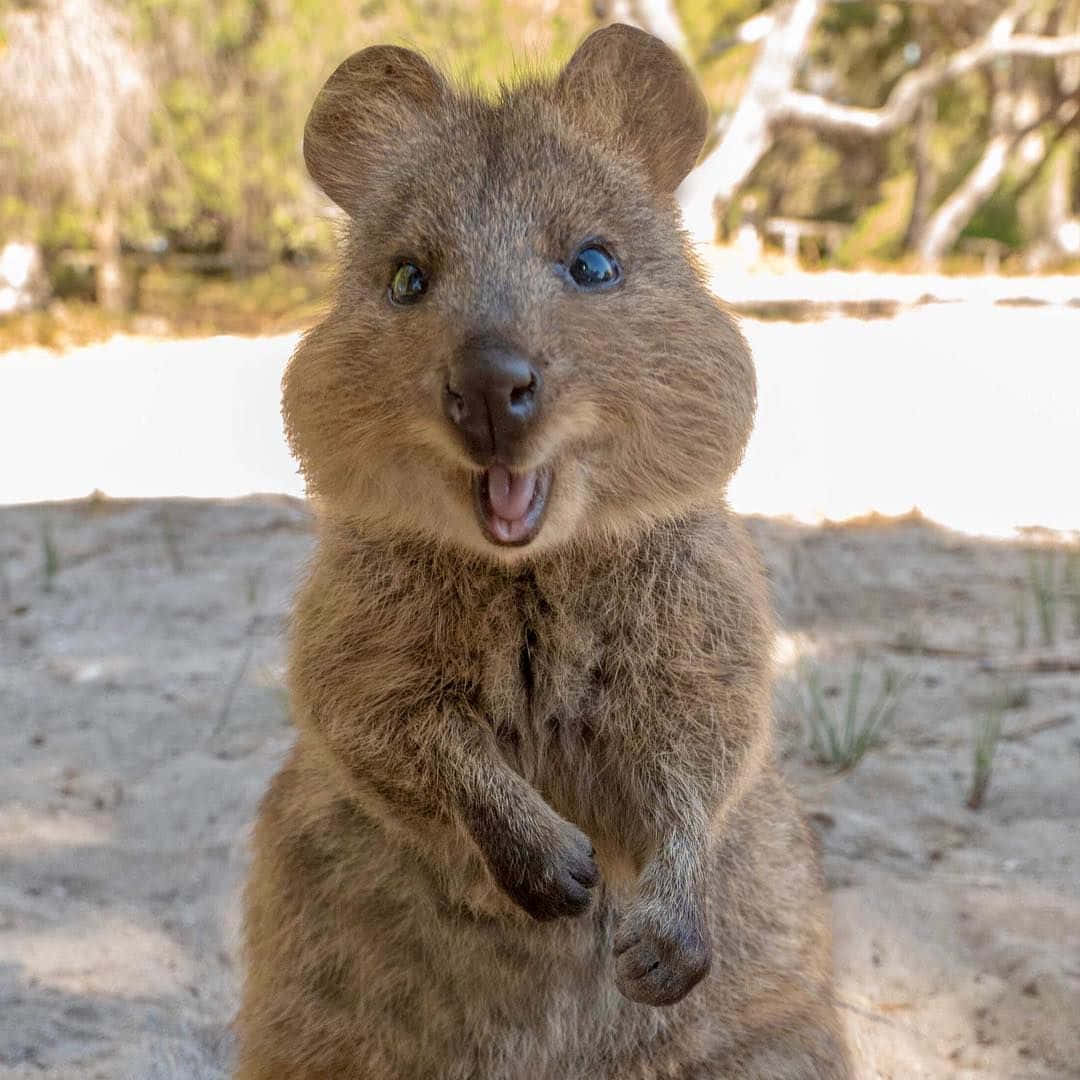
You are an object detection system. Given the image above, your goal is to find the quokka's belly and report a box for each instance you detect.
[243,753,730,1078]
[243,749,828,1079]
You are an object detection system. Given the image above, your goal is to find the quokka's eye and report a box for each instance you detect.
[389,262,427,305]
[568,244,620,289]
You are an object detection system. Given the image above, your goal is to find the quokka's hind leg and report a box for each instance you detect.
[692,772,853,1080]
[694,999,854,1080]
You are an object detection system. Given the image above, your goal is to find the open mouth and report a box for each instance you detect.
[472,464,552,547]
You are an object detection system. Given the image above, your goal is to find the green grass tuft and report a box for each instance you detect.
[160,509,185,574]
[1026,550,1058,647]
[1013,585,1029,650]
[41,520,59,591]
[801,658,911,772]
[966,696,1004,810]
[1065,549,1080,638]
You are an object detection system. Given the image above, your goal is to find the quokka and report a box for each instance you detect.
[235,23,853,1080]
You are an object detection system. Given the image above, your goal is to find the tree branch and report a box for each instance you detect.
[918,91,1079,262]
[677,0,826,243]
[1012,100,1080,203]
[677,0,1080,246]
[776,32,1080,138]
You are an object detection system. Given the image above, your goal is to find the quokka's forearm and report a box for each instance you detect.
[615,687,772,865]
[294,694,518,823]
[295,697,600,920]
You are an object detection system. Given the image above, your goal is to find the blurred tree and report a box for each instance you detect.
[0,0,155,309]
[128,0,340,261]
[670,0,1080,261]
[2,0,1079,311]
[128,0,590,262]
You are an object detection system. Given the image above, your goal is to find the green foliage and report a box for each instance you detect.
[964,186,1023,249]
[1027,549,1060,647]
[801,658,910,772]
[1018,134,1079,242]
[1019,547,1080,648]
[816,0,917,109]
[40,519,59,591]
[117,0,593,262]
[0,193,35,238]
[966,695,1003,810]
[39,205,92,253]
[836,174,913,265]
[2,0,1077,288]
[677,0,765,108]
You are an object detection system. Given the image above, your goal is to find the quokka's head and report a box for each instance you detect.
[284,24,756,561]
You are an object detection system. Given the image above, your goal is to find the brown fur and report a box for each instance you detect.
[235,24,852,1079]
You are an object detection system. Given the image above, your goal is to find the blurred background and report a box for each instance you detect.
[1,0,1079,339]
[0,3,1078,1079]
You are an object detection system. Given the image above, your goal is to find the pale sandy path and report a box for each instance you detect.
[2,303,1078,535]
[729,304,1080,535]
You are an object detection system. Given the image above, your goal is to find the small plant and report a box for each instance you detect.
[1019,548,1080,646]
[244,567,263,608]
[160,508,185,574]
[966,697,1004,810]
[40,519,59,591]
[210,567,264,746]
[1013,587,1029,650]
[801,659,909,771]
[1026,550,1058,646]
[1066,549,1080,638]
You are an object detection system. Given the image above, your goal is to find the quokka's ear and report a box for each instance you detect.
[556,24,708,194]
[303,45,446,216]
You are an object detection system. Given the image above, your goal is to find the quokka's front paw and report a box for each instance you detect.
[485,816,599,921]
[613,905,711,1006]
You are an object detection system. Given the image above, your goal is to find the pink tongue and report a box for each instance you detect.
[487,465,537,522]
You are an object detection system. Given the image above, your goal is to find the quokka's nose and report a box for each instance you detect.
[443,345,541,462]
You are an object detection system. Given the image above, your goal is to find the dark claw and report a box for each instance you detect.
[614,911,711,1007]
[484,819,599,921]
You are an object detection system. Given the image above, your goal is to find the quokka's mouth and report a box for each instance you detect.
[472,464,552,547]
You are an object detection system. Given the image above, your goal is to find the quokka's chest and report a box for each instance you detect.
[467,574,630,803]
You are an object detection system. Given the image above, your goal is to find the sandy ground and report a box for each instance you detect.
[1,495,1077,1079]
[2,302,1079,536]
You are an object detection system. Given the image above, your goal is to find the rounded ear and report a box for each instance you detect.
[303,45,446,216]
[556,24,708,194]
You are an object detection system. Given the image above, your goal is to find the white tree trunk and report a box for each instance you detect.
[918,134,1012,265]
[1045,139,1072,232]
[0,240,49,314]
[674,0,1080,249]
[918,70,1076,265]
[677,0,825,246]
[631,0,689,54]
[94,195,125,313]
[903,97,935,252]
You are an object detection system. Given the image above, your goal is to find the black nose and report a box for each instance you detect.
[443,345,541,461]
